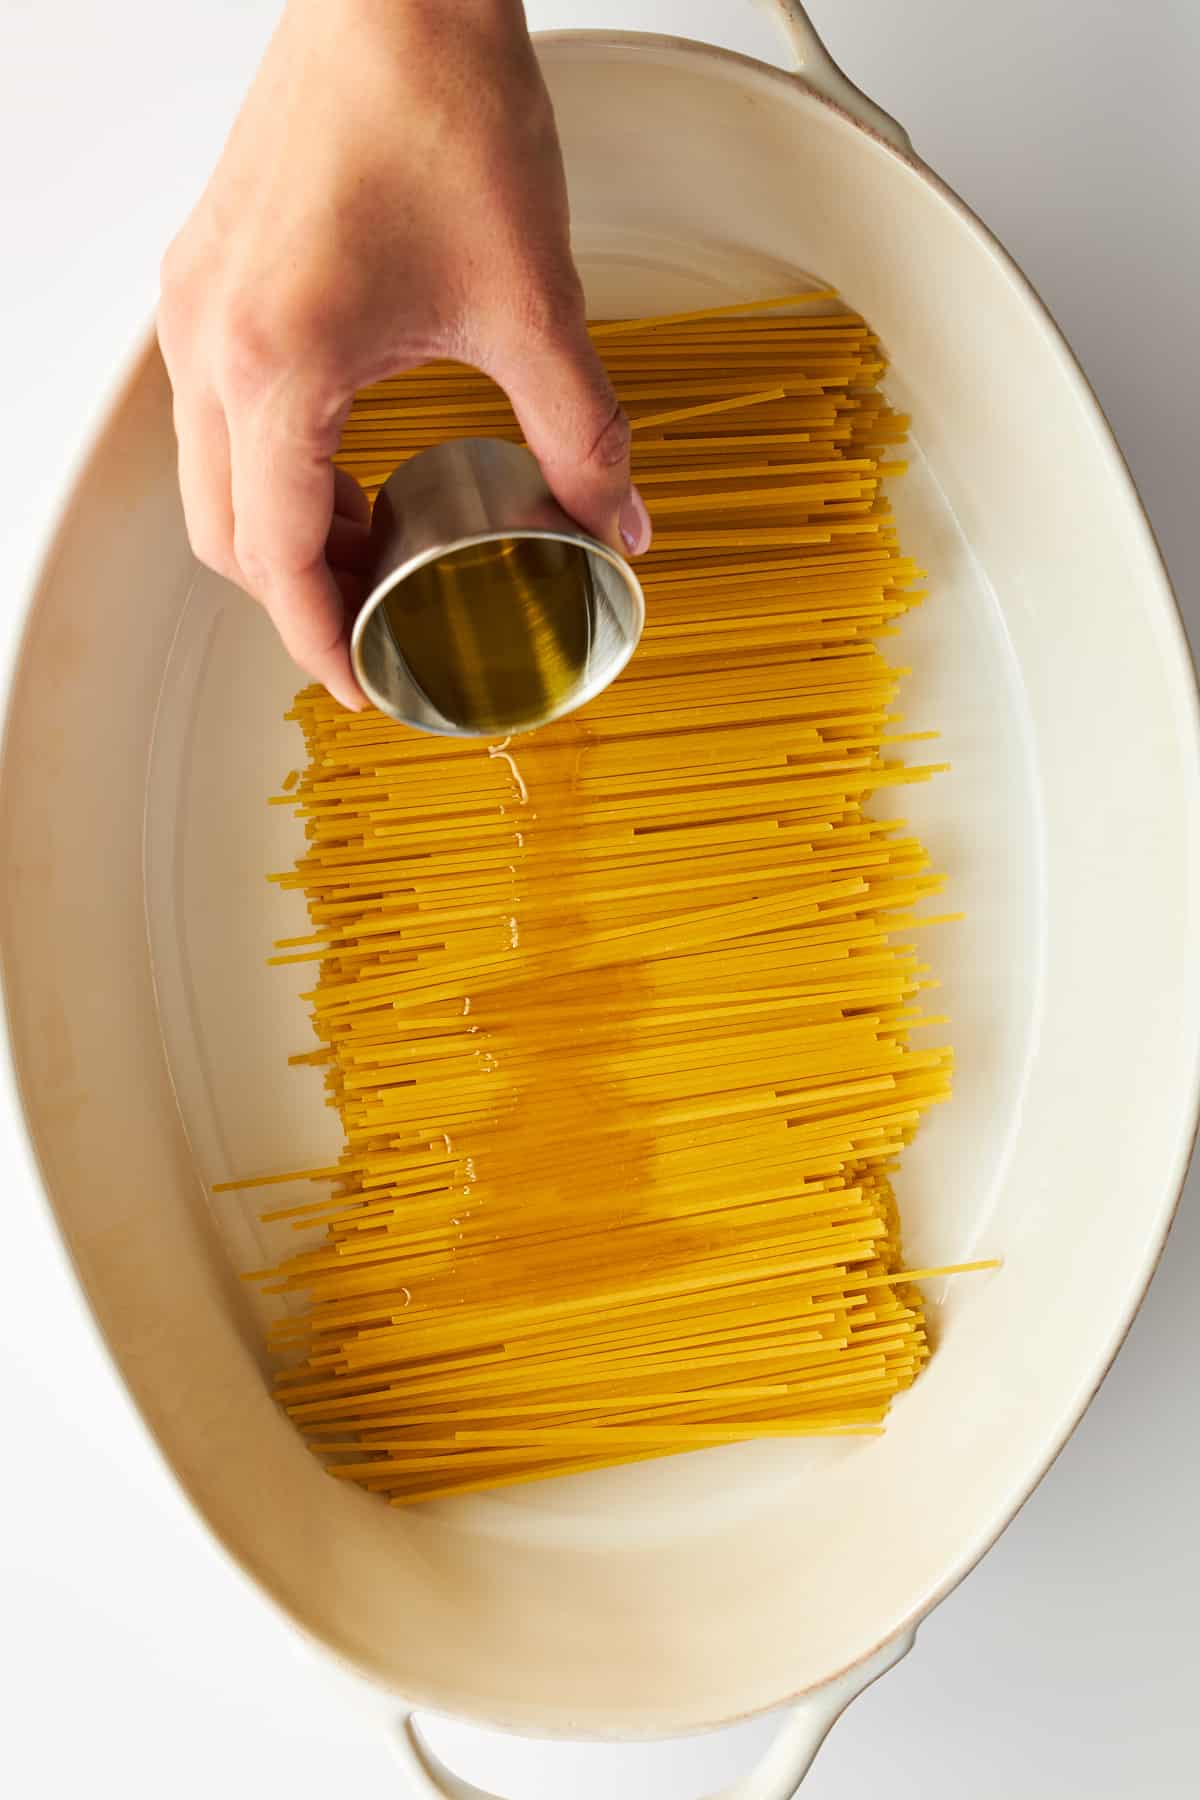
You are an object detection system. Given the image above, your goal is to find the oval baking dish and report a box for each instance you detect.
[2,5,1197,1793]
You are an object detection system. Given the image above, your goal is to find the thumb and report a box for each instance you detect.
[488,317,651,558]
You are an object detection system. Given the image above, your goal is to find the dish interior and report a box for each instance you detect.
[4,41,1196,1731]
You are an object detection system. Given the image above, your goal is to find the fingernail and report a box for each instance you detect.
[618,486,652,557]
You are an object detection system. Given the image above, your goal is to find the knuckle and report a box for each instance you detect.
[218,293,349,453]
[231,527,273,590]
[588,402,631,471]
[218,300,284,396]
[221,285,341,378]
[232,526,322,596]
[185,519,236,582]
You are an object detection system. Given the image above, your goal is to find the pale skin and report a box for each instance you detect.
[158,0,651,711]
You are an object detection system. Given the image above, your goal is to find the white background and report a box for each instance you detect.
[1,2,1197,1795]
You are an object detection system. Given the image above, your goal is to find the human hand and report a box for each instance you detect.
[157,0,649,709]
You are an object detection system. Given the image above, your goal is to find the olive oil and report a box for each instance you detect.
[381,536,593,732]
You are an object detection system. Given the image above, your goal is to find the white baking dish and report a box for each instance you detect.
[2,4,1197,1794]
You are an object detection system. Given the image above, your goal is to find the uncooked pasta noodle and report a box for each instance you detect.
[224,294,996,1505]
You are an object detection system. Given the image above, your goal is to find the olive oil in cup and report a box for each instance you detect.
[352,439,644,737]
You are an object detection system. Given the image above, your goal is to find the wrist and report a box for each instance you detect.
[301,0,528,29]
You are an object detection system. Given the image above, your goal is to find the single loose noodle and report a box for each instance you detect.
[225,294,995,1506]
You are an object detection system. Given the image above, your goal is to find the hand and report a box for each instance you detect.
[157,0,650,710]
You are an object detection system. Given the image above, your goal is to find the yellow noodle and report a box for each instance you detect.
[233,299,996,1505]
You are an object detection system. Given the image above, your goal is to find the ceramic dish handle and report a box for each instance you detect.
[390,1631,915,1799]
[759,1,913,155]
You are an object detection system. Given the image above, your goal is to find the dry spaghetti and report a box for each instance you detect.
[228,295,992,1506]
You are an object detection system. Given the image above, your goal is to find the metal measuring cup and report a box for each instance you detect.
[350,439,645,736]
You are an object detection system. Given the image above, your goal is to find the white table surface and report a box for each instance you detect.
[2,3,1197,1795]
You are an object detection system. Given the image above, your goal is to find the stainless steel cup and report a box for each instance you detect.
[350,439,645,736]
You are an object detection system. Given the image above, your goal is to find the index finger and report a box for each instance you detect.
[227,392,365,711]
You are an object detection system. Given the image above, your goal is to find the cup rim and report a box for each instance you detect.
[349,527,646,737]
